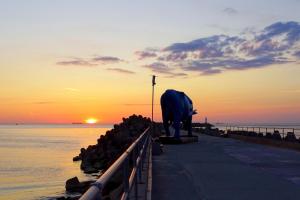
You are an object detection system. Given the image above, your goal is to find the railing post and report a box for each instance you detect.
[139,163,143,182]
[141,143,144,171]
[123,157,129,200]
[134,145,138,200]
[138,142,142,183]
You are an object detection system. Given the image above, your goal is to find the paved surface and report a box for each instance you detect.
[152,134,300,200]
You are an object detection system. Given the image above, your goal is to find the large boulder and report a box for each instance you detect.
[257,133,264,137]
[265,132,273,139]
[72,155,81,161]
[272,131,282,140]
[285,132,297,142]
[65,177,94,193]
[248,131,258,137]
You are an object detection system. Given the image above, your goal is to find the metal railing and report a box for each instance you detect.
[224,126,300,139]
[79,127,151,200]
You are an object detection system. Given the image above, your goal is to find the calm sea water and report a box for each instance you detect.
[1,123,300,200]
[0,124,112,200]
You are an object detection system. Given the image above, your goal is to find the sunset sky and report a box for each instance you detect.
[1,0,300,124]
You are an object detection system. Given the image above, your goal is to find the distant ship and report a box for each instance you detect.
[72,122,83,124]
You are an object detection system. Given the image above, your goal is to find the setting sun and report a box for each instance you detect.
[85,118,98,124]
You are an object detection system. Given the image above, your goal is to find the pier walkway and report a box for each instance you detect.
[152,134,300,200]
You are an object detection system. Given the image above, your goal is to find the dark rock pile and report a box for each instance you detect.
[61,114,159,199]
[74,114,152,174]
[65,177,94,193]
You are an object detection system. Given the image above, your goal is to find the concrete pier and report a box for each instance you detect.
[152,133,300,200]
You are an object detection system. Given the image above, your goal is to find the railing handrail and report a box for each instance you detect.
[223,126,300,130]
[79,126,150,200]
[221,126,300,137]
[193,124,300,131]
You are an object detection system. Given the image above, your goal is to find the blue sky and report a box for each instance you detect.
[1,0,300,59]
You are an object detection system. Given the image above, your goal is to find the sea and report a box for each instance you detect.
[0,124,112,200]
[1,123,300,200]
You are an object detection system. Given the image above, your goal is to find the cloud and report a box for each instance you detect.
[200,69,222,75]
[140,21,300,76]
[56,59,96,66]
[143,62,173,74]
[163,35,244,58]
[257,22,300,44]
[164,72,188,78]
[294,51,300,58]
[143,62,187,78]
[106,68,135,74]
[222,8,238,15]
[57,55,123,67]
[135,50,157,59]
[92,56,122,64]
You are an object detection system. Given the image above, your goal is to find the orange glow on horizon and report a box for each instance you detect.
[85,118,98,124]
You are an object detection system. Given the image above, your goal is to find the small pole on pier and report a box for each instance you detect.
[151,75,156,133]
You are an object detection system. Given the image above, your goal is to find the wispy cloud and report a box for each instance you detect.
[143,62,173,74]
[135,50,157,60]
[106,68,135,74]
[294,51,300,58]
[57,55,123,67]
[164,72,188,78]
[222,7,238,15]
[56,59,96,66]
[139,21,300,76]
[143,62,187,78]
[92,56,123,63]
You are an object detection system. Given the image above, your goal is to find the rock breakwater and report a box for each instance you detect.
[57,114,162,200]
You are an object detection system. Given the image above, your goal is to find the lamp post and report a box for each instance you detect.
[152,75,156,123]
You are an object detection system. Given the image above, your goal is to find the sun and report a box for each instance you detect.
[85,118,98,124]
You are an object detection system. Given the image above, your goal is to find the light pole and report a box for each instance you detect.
[152,75,156,132]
